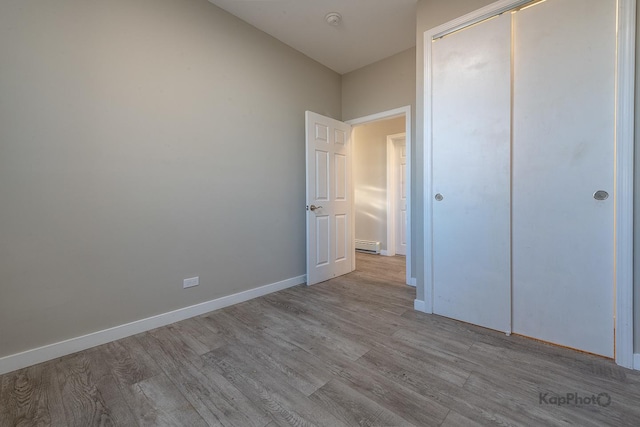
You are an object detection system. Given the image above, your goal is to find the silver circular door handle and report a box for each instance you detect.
[593,191,609,201]
[435,193,443,201]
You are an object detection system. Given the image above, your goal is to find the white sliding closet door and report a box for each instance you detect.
[432,14,512,333]
[512,0,616,357]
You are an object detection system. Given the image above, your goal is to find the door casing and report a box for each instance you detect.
[347,106,414,286]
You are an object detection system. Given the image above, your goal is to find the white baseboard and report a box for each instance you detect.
[634,353,640,371]
[407,277,417,287]
[0,275,306,376]
[380,250,389,256]
[414,299,428,313]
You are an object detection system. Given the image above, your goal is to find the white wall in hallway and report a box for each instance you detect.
[353,117,405,251]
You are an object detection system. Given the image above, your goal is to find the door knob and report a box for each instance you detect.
[309,204,323,211]
[435,193,444,201]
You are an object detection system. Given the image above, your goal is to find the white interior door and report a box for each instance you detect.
[394,138,407,256]
[306,111,353,285]
[431,13,512,333]
[511,0,616,357]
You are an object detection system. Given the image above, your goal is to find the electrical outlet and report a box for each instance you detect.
[183,276,199,289]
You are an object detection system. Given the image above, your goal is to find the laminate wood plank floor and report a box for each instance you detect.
[2,253,640,426]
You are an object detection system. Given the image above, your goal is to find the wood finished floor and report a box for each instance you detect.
[2,252,640,426]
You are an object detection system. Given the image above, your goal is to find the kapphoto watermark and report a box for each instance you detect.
[539,392,611,407]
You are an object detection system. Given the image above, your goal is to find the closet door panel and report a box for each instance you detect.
[432,14,512,333]
[512,0,616,357]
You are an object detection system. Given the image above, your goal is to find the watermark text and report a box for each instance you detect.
[539,392,611,407]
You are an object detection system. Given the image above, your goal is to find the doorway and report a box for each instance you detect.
[347,106,413,286]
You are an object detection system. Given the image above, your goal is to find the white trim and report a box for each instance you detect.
[414,299,428,313]
[432,0,531,39]
[423,0,635,367]
[426,0,529,40]
[347,106,414,286]
[634,354,640,370]
[614,0,636,369]
[386,132,407,258]
[347,107,408,126]
[0,275,306,375]
[423,28,435,313]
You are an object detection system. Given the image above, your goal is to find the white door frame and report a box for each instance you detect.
[420,0,636,368]
[346,106,415,286]
[386,133,407,257]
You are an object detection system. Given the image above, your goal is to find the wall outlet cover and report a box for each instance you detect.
[183,277,199,289]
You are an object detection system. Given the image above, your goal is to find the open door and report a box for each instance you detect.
[306,111,353,285]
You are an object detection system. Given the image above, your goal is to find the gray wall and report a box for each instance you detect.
[341,47,417,278]
[353,117,405,250]
[418,0,639,353]
[342,48,416,122]
[0,0,341,358]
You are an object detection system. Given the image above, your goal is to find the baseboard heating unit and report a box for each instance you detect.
[355,239,381,254]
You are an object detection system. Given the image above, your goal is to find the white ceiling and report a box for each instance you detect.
[207,0,417,75]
